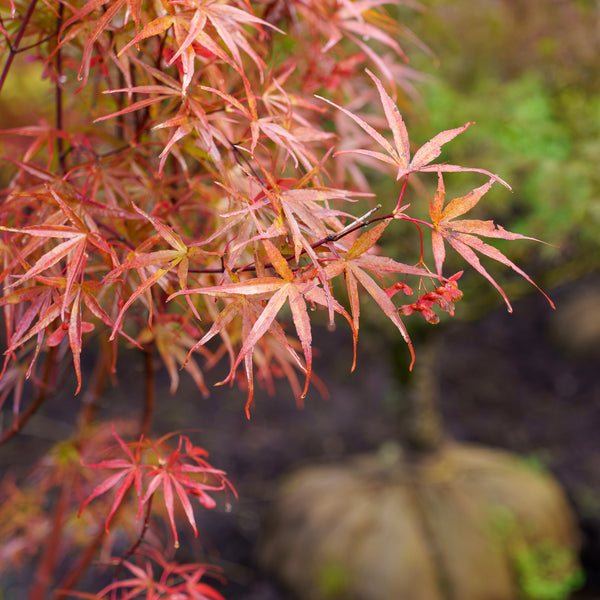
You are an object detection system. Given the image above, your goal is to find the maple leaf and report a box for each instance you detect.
[143,433,234,549]
[170,239,355,414]
[107,203,205,340]
[93,55,238,172]
[323,220,438,369]
[78,425,145,533]
[0,121,75,171]
[0,282,57,381]
[137,317,210,397]
[118,0,278,93]
[79,428,234,548]
[71,547,226,600]
[201,80,324,171]
[326,0,414,86]
[0,184,134,392]
[0,276,120,395]
[429,171,553,311]
[175,239,317,392]
[57,0,143,89]
[1,186,113,316]
[28,278,134,375]
[260,63,327,119]
[93,65,184,126]
[294,0,409,86]
[318,70,511,190]
[175,284,309,417]
[0,361,27,430]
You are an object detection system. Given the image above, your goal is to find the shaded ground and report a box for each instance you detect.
[156,276,600,599]
[1,276,599,599]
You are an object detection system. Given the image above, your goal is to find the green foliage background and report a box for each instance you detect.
[399,0,599,297]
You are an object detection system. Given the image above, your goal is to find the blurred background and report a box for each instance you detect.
[1,0,599,599]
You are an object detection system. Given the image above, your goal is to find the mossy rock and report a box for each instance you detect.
[259,442,582,600]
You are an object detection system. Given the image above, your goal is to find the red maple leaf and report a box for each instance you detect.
[79,427,234,548]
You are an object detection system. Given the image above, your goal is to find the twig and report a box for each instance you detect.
[323,203,382,241]
[111,493,154,599]
[139,343,155,438]
[27,477,70,600]
[0,347,57,446]
[185,205,389,276]
[0,0,39,95]
[77,342,111,430]
[51,526,107,600]
[55,2,66,173]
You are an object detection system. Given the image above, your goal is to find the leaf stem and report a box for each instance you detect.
[394,173,410,214]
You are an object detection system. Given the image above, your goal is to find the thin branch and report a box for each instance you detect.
[0,0,39,95]
[27,477,70,600]
[55,2,66,173]
[186,206,431,277]
[77,342,112,430]
[50,349,112,599]
[112,493,154,587]
[139,343,155,438]
[3,34,54,54]
[51,526,107,600]
[0,347,57,446]
[230,141,264,183]
[323,203,382,241]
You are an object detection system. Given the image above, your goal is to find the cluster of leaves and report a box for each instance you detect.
[0,0,552,597]
[0,421,231,598]
[69,546,227,600]
[78,426,235,549]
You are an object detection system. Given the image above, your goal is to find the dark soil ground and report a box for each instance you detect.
[186,276,600,600]
[161,275,600,599]
[1,275,599,599]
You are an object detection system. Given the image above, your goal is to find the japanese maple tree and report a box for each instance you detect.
[0,0,552,598]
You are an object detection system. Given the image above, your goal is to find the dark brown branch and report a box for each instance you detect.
[51,526,107,600]
[230,141,264,183]
[27,476,70,600]
[124,492,153,562]
[112,493,154,584]
[50,348,112,598]
[3,34,54,54]
[0,0,39,95]
[77,342,111,430]
[0,347,57,447]
[55,2,66,173]
[187,209,398,276]
[139,343,155,438]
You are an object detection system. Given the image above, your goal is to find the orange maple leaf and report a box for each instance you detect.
[319,70,511,190]
[429,171,554,311]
